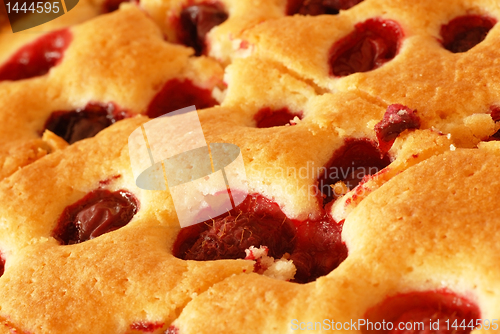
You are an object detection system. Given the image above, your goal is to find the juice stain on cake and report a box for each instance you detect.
[175,2,229,56]
[44,102,129,144]
[146,79,218,118]
[440,15,497,53]
[0,29,72,81]
[173,194,347,283]
[52,189,139,245]
[287,0,364,16]
[364,290,481,334]
[329,18,403,77]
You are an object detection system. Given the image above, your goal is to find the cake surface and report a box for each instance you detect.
[0,0,500,333]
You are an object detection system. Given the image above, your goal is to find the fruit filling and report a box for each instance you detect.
[318,138,391,205]
[286,0,364,16]
[173,194,347,283]
[52,189,139,245]
[146,79,218,118]
[329,18,403,77]
[254,107,303,128]
[364,291,481,334]
[44,103,128,144]
[130,321,164,332]
[176,3,229,56]
[0,253,5,278]
[0,29,71,81]
[375,104,421,153]
[103,0,130,13]
[440,15,497,53]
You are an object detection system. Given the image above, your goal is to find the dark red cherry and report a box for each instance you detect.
[375,104,421,153]
[0,29,71,81]
[0,253,5,277]
[173,195,296,261]
[329,18,403,77]
[176,3,228,56]
[173,193,347,283]
[440,15,496,53]
[287,0,364,16]
[52,189,139,245]
[318,138,391,205]
[364,291,481,334]
[44,103,128,144]
[103,0,130,12]
[146,79,218,118]
[254,107,303,128]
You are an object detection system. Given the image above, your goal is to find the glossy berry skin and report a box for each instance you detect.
[287,0,364,16]
[329,18,403,77]
[52,189,139,245]
[0,29,71,81]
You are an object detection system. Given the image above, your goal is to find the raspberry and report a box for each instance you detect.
[329,18,403,77]
[0,29,71,81]
[52,189,139,245]
[44,103,128,144]
[441,15,497,53]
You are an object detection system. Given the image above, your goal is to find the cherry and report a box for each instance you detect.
[364,291,481,334]
[173,195,296,261]
[146,79,218,118]
[103,0,130,12]
[52,189,139,245]
[375,104,421,153]
[0,29,71,81]
[318,138,391,205]
[0,253,5,277]
[130,321,164,332]
[286,0,364,16]
[44,103,128,144]
[329,18,403,77]
[254,107,303,128]
[176,3,228,56]
[440,15,497,53]
[173,194,347,283]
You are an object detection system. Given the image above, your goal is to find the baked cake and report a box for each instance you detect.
[0,0,500,333]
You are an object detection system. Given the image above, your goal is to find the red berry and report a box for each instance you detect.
[0,253,5,278]
[176,3,228,56]
[318,138,391,205]
[375,104,421,153]
[329,18,403,77]
[146,79,218,118]
[365,291,481,334]
[173,194,347,283]
[0,29,71,81]
[52,189,139,245]
[254,107,303,128]
[440,15,496,53]
[287,0,364,16]
[44,103,128,144]
[103,0,130,13]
